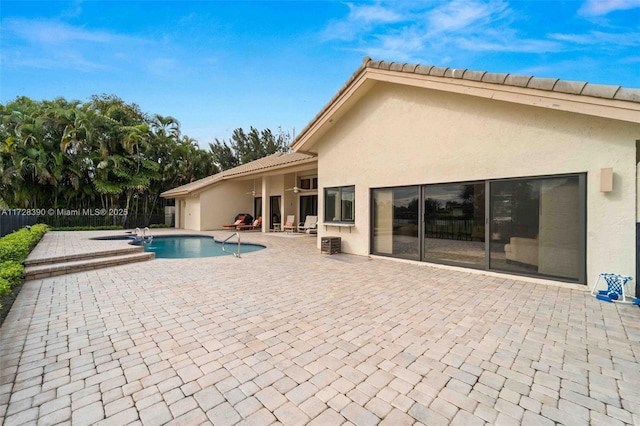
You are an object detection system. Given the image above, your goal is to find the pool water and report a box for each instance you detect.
[135,235,265,258]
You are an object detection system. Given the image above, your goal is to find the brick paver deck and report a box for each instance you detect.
[1,229,639,425]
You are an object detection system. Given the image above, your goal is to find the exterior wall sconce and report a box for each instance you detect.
[600,168,613,192]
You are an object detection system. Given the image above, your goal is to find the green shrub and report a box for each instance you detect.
[0,261,24,287]
[0,224,48,311]
[0,224,49,262]
[0,277,11,300]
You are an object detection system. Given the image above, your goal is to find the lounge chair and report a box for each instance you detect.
[283,215,296,232]
[236,216,262,231]
[298,215,318,233]
[223,215,245,229]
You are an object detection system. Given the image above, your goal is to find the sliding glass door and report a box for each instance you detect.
[370,174,585,283]
[372,186,420,260]
[490,175,583,281]
[299,195,318,223]
[424,183,485,267]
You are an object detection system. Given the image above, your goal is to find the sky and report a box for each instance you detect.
[1,0,639,147]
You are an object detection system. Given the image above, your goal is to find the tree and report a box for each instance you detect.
[209,126,291,171]
[0,95,216,225]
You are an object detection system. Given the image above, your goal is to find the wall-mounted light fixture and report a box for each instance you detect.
[600,168,613,192]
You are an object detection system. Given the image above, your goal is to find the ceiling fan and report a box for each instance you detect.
[245,179,257,197]
[285,172,311,193]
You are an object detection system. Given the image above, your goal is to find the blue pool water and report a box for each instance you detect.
[134,235,265,259]
[93,234,266,258]
[137,235,266,258]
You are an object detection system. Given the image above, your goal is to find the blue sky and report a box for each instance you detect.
[2,1,639,146]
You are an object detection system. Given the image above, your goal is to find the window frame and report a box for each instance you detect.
[324,185,355,224]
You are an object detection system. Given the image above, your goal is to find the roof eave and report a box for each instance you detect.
[160,154,318,198]
[291,58,640,154]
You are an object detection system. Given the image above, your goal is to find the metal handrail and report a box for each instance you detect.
[142,227,153,245]
[221,232,241,258]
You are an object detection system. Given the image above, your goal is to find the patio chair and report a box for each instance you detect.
[223,214,245,229]
[591,273,634,303]
[236,216,262,231]
[283,215,296,233]
[298,215,318,233]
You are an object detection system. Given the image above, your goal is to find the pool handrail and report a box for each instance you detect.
[221,232,241,258]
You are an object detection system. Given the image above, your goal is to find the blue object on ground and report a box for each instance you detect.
[592,273,633,303]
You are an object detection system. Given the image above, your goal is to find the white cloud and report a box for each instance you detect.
[321,0,638,73]
[456,36,561,53]
[321,0,532,60]
[322,2,404,41]
[579,0,640,16]
[425,0,509,35]
[2,18,117,45]
[0,17,149,72]
[347,3,404,24]
[550,30,640,47]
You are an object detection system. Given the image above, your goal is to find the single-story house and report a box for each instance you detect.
[163,57,640,294]
[161,152,318,232]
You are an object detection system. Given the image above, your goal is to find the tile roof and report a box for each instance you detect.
[161,152,316,197]
[292,57,640,150]
[366,58,640,102]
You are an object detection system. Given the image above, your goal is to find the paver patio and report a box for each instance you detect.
[1,230,639,425]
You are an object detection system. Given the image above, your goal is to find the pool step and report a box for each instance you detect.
[24,245,144,267]
[25,251,155,280]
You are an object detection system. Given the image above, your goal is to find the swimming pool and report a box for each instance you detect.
[94,235,266,258]
[138,235,266,258]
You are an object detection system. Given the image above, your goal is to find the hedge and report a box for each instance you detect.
[0,224,48,309]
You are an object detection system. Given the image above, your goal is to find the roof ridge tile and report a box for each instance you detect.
[614,87,640,103]
[402,63,419,73]
[429,66,448,77]
[462,70,486,82]
[414,65,433,75]
[527,77,559,91]
[581,83,620,99]
[482,72,509,85]
[504,74,533,87]
[379,61,393,70]
[553,80,588,95]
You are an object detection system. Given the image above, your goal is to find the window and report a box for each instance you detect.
[300,177,318,190]
[325,186,355,223]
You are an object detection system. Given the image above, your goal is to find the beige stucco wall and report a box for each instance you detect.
[182,196,201,231]
[199,180,257,230]
[177,180,258,231]
[316,82,640,286]
[283,173,297,223]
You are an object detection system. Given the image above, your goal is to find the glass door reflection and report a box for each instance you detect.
[423,183,485,267]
